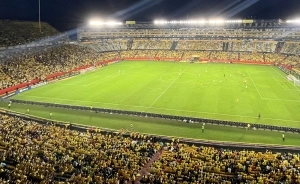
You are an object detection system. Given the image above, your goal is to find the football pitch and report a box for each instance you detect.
[12,61,300,128]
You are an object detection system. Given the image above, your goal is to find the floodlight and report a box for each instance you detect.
[286,19,300,23]
[198,20,206,24]
[154,20,165,24]
[225,19,242,23]
[209,19,224,24]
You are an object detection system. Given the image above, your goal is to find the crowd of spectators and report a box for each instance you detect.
[0,114,162,183]
[0,20,59,47]
[281,42,300,55]
[264,53,287,63]
[176,40,223,51]
[2,43,300,91]
[0,44,119,90]
[84,39,278,54]
[0,114,299,183]
[131,39,173,50]
[88,40,128,52]
[2,22,300,91]
[144,141,300,183]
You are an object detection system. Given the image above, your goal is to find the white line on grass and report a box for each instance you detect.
[247,70,300,102]
[262,97,300,102]
[271,66,300,91]
[19,95,149,108]
[19,95,300,123]
[272,77,290,90]
[149,64,191,108]
[84,66,134,86]
[247,71,263,99]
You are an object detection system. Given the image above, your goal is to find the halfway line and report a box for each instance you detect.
[149,64,191,108]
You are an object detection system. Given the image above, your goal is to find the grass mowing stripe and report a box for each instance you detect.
[12,62,300,127]
[1,102,300,146]
[84,66,135,86]
[247,70,263,99]
[11,95,300,126]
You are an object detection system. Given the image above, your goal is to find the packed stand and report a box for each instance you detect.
[182,51,211,61]
[239,52,264,62]
[131,39,172,50]
[0,44,111,89]
[120,50,137,58]
[0,20,59,47]
[143,140,300,184]
[156,51,183,59]
[0,114,162,183]
[134,50,158,58]
[264,53,287,63]
[281,42,300,54]
[176,40,223,51]
[282,55,300,70]
[210,51,238,61]
[87,40,128,52]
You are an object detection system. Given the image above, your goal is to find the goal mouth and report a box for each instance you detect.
[287,74,300,86]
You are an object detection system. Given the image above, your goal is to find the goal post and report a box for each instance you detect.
[287,74,300,86]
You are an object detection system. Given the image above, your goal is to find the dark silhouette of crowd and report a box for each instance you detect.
[0,20,59,47]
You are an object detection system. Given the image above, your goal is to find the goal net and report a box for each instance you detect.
[287,74,300,86]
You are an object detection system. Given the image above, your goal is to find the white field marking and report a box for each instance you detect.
[271,66,300,91]
[247,71,263,99]
[149,64,191,108]
[19,95,148,108]
[261,97,300,102]
[5,107,300,148]
[159,72,196,83]
[82,65,132,81]
[17,95,300,124]
[17,82,59,94]
[246,71,300,102]
[272,77,290,90]
[83,66,134,86]
[56,65,124,86]
[56,83,83,86]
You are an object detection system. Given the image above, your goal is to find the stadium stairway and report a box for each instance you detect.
[134,148,165,184]
[127,40,133,50]
[180,52,185,60]
[170,41,178,50]
[275,41,285,53]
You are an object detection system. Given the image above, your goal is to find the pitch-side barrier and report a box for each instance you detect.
[1,106,300,152]
[9,99,300,134]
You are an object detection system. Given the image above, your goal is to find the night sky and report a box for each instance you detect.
[1,0,300,31]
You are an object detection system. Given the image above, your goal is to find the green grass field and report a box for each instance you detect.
[12,61,300,127]
[1,102,300,146]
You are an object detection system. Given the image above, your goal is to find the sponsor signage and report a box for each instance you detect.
[31,82,47,89]
[126,21,136,25]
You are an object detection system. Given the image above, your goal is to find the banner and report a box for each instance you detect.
[31,82,47,89]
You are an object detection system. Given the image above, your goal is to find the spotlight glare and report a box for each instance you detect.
[89,20,122,26]
[286,19,300,23]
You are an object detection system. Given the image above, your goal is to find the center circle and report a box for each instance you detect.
[160,72,196,83]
